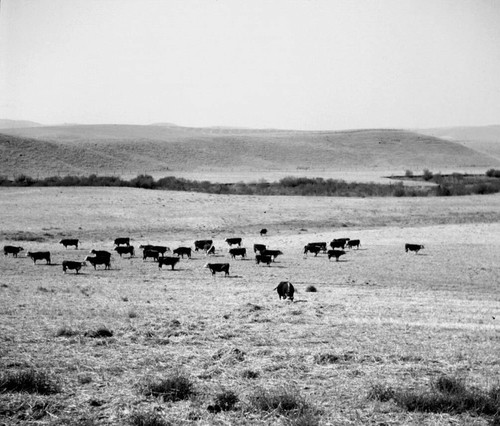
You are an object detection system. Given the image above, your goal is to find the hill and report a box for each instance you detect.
[0,119,42,129]
[0,124,499,181]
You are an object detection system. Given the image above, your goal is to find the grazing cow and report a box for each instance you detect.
[262,249,283,261]
[274,281,295,301]
[158,256,180,270]
[114,237,130,246]
[255,254,272,265]
[59,239,79,249]
[90,250,112,261]
[253,244,266,254]
[194,240,212,251]
[308,242,327,252]
[330,238,350,249]
[347,239,361,249]
[173,247,192,258]
[205,245,215,256]
[139,245,170,256]
[114,246,135,257]
[328,249,346,261]
[62,260,86,274]
[84,255,111,270]
[204,263,230,276]
[229,247,246,259]
[27,251,51,264]
[143,249,160,261]
[304,244,322,257]
[260,228,268,236]
[3,245,24,257]
[225,237,242,247]
[405,243,424,254]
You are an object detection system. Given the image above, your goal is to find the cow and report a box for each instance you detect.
[330,238,350,249]
[173,247,192,258]
[59,239,79,249]
[225,238,242,247]
[347,239,361,249]
[204,263,230,276]
[114,246,135,257]
[274,281,295,301]
[260,228,268,236]
[205,245,215,256]
[3,246,24,257]
[261,249,283,261]
[255,254,272,265]
[158,256,180,270]
[27,251,51,264]
[308,242,327,252]
[114,237,130,246]
[194,240,212,251]
[62,260,86,274]
[89,250,112,261]
[229,247,246,259]
[84,255,111,270]
[405,243,424,254]
[253,244,266,254]
[304,244,322,257]
[328,249,346,261]
[139,245,170,256]
[143,249,160,261]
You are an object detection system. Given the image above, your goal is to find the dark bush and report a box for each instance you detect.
[486,168,500,178]
[14,174,35,186]
[405,169,414,177]
[0,369,61,394]
[367,383,396,402]
[129,411,172,426]
[305,285,317,292]
[422,169,433,181]
[248,385,311,415]
[211,389,239,411]
[141,373,194,402]
[130,174,156,189]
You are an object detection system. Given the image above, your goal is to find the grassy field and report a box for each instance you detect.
[1,187,500,425]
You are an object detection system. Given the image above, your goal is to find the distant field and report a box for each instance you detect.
[1,125,498,182]
[1,187,499,424]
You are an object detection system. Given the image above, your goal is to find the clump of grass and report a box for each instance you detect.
[129,411,172,426]
[212,389,239,411]
[247,385,312,416]
[55,326,79,337]
[128,309,138,318]
[84,327,113,338]
[367,383,396,402]
[0,369,61,394]
[140,372,195,402]
[78,373,93,384]
[241,369,260,379]
[305,285,317,292]
[314,352,354,364]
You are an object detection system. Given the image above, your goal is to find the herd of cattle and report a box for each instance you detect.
[3,236,425,301]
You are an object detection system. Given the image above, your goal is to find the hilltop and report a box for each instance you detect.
[0,124,498,181]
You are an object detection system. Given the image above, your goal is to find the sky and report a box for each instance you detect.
[1,0,500,130]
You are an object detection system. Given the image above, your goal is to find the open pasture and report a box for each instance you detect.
[1,187,500,425]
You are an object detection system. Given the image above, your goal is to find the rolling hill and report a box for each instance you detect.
[0,124,499,181]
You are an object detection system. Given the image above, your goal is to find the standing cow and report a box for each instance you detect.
[3,246,24,257]
[114,237,130,246]
[405,243,424,254]
[59,239,79,249]
[27,251,51,264]
[274,281,295,301]
[204,263,230,276]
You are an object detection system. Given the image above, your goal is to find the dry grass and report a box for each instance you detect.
[0,187,499,424]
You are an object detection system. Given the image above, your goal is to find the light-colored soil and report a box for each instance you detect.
[1,187,499,425]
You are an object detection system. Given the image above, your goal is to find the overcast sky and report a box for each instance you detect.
[1,0,499,130]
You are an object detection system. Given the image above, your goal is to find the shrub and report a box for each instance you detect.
[0,369,61,394]
[140,372,194,402]
[486,168,500,178]
[211,389,239,411]
[405,169,414,177]
[130,174,156,189]
[248,385,311,416]
[367,383,396,402]
[422,169,433,181]
[305,285,317,292]
[84,327,113,338]
[129,411,172,426]
[241,369,260,379]
[14,174,35,186]
[55,326,79,337]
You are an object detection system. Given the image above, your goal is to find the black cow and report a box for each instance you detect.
[114,246,135,257]
[90,250,112,261]
[309,242,327,252]
[143,249,160,261]
[173,247,192,258]
[139,245,170,256]
[260,228,268,236]
[262,249,283,261]
[205,245,215,256]
[114,237,130,246]
[347,239,361,249]
[330,238,350,249]
[204,263,230,276]
[62,260,86,274]
[194,240,212,251]
[3,245,24,257]
[85,255,111,270]
[253,244,266,254]
[59,239,79,249]
[274,281,295,301]
[27,251,51,264]
[225,238,242,247]
[304,244,322,257]
[158,256,180,270]
[328,249,346,261]
[229,247,246,259]
[255,254,272,265]
[405,243,424,254]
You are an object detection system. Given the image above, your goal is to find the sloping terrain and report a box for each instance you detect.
[1,124,499,180]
